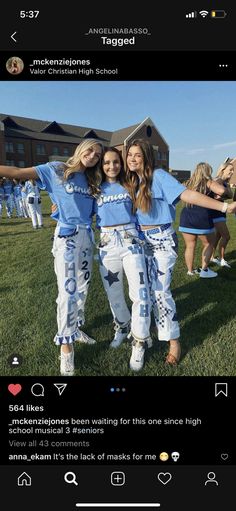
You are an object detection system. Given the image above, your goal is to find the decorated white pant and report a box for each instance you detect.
[140,225,180,341]
[14,197,23,217]
[98,223,151,341]
[52,226,94,345]
[19,198,28,218]
[27,196,43,228]
[5,194,13,217]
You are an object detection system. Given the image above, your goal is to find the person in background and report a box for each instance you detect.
[25,179,43,229]
[19,181,29,218]
[2,178,14,218]
[13,179,23,217]
[179,162,225,278]
[210,158,234,268]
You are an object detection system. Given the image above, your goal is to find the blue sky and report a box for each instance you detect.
[1,80,236,175]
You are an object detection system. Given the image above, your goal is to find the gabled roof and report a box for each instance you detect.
[0,114,112,144]
[1,115,23,129]
[110,123,140,146]
[41,121,66,134]
[0,114,169,149]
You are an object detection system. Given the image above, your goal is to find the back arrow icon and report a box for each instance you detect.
[11,31,17,42]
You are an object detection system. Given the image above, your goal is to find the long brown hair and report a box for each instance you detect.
[63,138,103,196]
[125,139,154,213]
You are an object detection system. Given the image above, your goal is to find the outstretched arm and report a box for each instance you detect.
[0,166,37,180]
[180,189,236,213]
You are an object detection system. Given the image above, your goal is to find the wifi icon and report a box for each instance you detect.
[199,10,209,17]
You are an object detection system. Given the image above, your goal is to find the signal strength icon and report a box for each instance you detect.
[186,11,197,18]
[199,10,209,17]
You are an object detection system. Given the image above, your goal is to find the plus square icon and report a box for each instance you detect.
[111,472,126,486]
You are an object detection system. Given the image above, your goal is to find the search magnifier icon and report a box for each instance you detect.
[64,471,78,486]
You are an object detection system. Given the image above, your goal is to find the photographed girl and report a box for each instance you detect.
[95,147,151,371]
[125,139,236,366]
[0,138,103,376]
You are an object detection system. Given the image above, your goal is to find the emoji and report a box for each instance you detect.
[159,452,169,461]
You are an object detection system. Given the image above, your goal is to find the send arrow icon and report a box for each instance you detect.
[53,383,67,396]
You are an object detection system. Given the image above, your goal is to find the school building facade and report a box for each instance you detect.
[0,113,192,182]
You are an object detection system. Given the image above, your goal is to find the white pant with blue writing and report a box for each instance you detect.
[5,194,13,217]
[98,224,151,341]
[142,225,180,341]
[52,226,93,344]
[27,195,43,228]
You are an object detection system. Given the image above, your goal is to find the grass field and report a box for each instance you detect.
[0,192,236,377]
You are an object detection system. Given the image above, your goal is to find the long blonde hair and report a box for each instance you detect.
[125,139,155,213]
[216,161,234,181]
[63,138,103,196]
[184,162,213,206]
[185,162,213,192]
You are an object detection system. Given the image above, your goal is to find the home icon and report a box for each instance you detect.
[17,472,32,486]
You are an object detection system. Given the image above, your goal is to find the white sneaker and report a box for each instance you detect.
[76,330,96,344]
[199,268,218,278]
[110,331,128,348]
[187,268,201,276]
[110,326,129,348]
[220,259,231,268]
[129,340,146,371]
[60,345,74,376]
[210,257,221,265]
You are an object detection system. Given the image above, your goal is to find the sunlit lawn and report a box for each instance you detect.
[0,193,236,376]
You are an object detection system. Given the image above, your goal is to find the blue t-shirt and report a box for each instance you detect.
[34,161,94,228]
[25,181,41,197]
[95,181,136,228]
[3,180,13,196]
[13,184,22,198]
[0,186,4,198]
[21,187,27,199]
[136,169,186,225]
[25,181,35,196]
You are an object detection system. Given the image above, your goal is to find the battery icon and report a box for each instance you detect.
[211,10,227,18]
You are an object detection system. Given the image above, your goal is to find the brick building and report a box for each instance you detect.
[0,114,170,171]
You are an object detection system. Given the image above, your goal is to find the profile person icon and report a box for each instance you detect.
[6,56,24,75]
[204,472,219,486]
[12,356,19,365]
[8,353,22,367]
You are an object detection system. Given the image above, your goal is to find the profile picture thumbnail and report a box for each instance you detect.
[6,56,24,75]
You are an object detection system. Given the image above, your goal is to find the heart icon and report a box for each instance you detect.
[221,453,229,460]
[8,384,22,396]
[157,472,172,485]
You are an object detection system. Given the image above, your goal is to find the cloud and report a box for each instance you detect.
[172,140,236,155]
[213,140,236,149]
[171,147,205,155]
